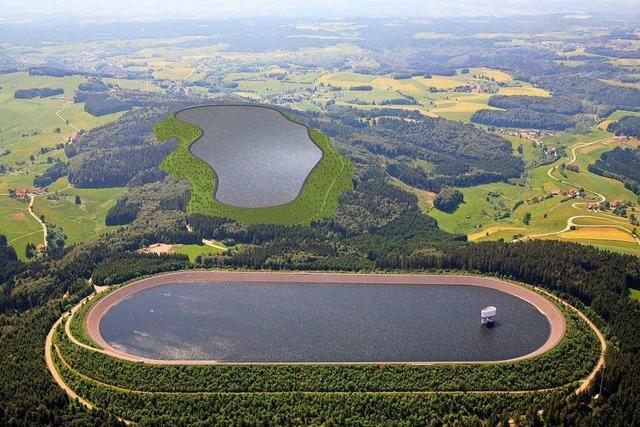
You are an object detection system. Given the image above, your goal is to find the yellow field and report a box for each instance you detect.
[498,86,551,97]
[598,120,613,130]
[558,227,637,243]
[431,99,492,113]
[316,72,372,87]
[152,67,194,80]
[370,76,424,93]
[468,226,525,241]
[320,72,470,93]
[612,58,640,67]
[413,76,460,90]
[600,79,640,90]
[469,67,512,82]
[147,60,172,67]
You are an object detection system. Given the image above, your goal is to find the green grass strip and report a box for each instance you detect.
[155,107,353,224]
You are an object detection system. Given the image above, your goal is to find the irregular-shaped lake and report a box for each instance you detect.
[99,281,551,363]
[175,105,323,208]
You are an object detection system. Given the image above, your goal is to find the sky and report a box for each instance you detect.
[1,0,639,20]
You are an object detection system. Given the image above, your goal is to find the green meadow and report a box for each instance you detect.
[426,125,640,255]
[171,244,226,262]
[0,196,43,260]
[32,180,125,246]
[0,72,124,256]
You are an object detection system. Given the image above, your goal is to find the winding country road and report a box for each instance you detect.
[523,136,639,245]
[45,272,606,413]
[45,307,94,410]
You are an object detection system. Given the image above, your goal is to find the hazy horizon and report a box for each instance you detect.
[2,0,640,21]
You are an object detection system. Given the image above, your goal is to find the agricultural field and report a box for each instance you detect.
[32,181,125,246]
[427,123,640,255]
[0,72,124,256]
[598,109,640,130]
[0,195,43,260]
[308,69,546,122]
[209,65,550,123]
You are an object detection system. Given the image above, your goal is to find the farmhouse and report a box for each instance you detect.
[610,200,624,210]
[14,188,28,199]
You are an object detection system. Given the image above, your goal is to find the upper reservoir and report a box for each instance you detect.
[98,280,553,363]
[175,105,323,208]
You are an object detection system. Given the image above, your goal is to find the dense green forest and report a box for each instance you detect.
[608,115,640,138]
[14,87,63,99]
[539,75,640,112]
[487,95,586,115]
[300,107,523,193]
[471,109,577,130]
[66,107,178,187]
[33,161,68,187]
[434,187,464,212]
[589,146,640,195]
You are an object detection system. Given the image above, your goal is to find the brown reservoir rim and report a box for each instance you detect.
[85,271,566,365]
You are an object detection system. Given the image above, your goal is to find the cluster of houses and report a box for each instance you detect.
[561,188,581,198]
[585,200,626,212]
[11,187,45,200]
[497,129,555,140]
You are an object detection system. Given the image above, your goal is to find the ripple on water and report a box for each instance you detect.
[99,281,552,363]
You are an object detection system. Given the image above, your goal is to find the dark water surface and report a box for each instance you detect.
[100,282,551,362]
[175,105,322,208]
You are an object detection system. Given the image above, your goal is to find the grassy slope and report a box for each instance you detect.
[171,244,225,262]
[426,125,640,255]
[155,112,353,225]
[0,196,43,260]
[0,72,124,255]
[32,180,125,245]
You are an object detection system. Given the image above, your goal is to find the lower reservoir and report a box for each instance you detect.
[97,280,553,363]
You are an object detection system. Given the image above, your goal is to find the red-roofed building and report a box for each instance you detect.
[14,188,28,199]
